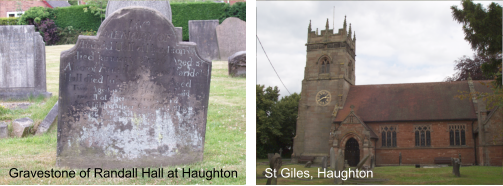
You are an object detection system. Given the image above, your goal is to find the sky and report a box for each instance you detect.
[256,1,496,98]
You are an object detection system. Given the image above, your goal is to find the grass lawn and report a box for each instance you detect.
[256,159,503,185]
[0,45,246,184]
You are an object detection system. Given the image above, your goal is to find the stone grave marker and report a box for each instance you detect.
[452,158,461,177]
[321,156,328,169]
[57,7,212,169]
[216,17,246,60]
[228,51,246,77]
[12,117,33,138]
[356,154,370,170]
[399,152,402,165]
[0,25,51,100]
[330,147,336,169]
[266,153,282,185]
[188,20,220,61]
[334,149,344,184]
[35,101,58,135]
[305,161,312,168]
[105,0,182,41]
[0,122,7,138]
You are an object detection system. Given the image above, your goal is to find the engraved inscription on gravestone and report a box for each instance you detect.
[0,25,51,100]
[57,7,212,169]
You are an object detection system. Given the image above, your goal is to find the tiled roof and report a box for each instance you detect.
[46,1,71,8]
[334,80,494,122]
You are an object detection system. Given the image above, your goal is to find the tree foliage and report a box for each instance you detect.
[451,0,502,86]
[256,85,300,159]
[444,53,501,82]
[83,0,107,22]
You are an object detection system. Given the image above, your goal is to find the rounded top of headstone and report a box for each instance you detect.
[105,0,172,22]
[220,17,245,25]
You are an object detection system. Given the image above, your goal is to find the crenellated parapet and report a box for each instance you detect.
[306,16,356,59]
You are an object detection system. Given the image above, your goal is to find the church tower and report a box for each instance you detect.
[292,17,356,162]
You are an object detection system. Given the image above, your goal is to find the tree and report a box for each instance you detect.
[444,53,501,82]
[451,0,502,86]
[83,0,108,23]
[275,92,300,158]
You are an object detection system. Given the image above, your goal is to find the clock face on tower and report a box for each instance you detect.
[316,90,331,106]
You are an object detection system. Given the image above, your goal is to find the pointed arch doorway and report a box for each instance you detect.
[344,138,360,166]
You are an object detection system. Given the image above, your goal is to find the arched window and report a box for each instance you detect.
[449,125,466,146]
[414,125,431,147]
[381,125,397,147]
[319,57,330,73]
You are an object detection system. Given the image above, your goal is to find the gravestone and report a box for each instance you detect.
[228,51,246,77]
[458,153,462,164]
[216,17,246,60]
[321,156,328,169]
[0,25,51,100]
[0,122,7,138]
[188,20,220,61]
[57,7,212,169]
[106,0,172,21]
[399,152,402,165]
[356,154,370,170]
[452,158,461,177]
[305,161,312,168]
[35,101,58,135]
[370,156,374,169]
[12,117,33,138]
[334,149,344,185]
[105,0,182,41]
[330,147,336,169]
[266,153,282,185]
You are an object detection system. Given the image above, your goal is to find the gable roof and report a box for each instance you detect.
[334,80,493,122]
[341,111,378,138]
[46,1,71,8]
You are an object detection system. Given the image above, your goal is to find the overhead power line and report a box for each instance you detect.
[256,35,292,95]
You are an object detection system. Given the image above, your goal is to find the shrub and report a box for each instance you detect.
[220,2,246,23]
[38,19,59,45]
[18,6,55,25]
[0,17,19,25]
[53,5,102,31]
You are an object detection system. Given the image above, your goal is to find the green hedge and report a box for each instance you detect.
[53,5,102,31]
[171,2,227,41]
[0,17,19,25]
[220,2,246,23]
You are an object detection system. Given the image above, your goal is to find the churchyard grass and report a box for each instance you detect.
[256,159,503,184]
[0,45,246,184]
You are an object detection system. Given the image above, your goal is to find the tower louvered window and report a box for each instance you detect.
[414,125,431,147]
[449,125,466,146]
[381,126,397,147]
[320,57,330,73]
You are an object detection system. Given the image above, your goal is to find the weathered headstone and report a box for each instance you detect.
[334,149,344,185]
[188,20,220,61]
[370,156,374,169]
[305,161,312,168]
[458,153,462,164]
[399,152,402,165]
[228,51,246,77]
[452,158,461,177]
[12,117,33,138]
[321,156,328,169]
[0,122,7,138]
[35,101,58,135]
[330,147,336,169]
[105,0,172,21]
[216,17,246,60]
[266,153,282,185]
[57,7,212,169]
[0,25,51,100]
[356,154,370,170]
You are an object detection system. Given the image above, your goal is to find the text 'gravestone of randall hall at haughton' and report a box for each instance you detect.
[0,25,51,100]
[57,7,212,169]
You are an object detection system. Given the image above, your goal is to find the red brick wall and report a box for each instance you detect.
[367,120,477,165]
[0,1,49,18]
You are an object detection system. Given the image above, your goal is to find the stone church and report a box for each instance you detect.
[291,17,503,167]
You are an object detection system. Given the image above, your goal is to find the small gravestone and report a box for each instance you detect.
[12,117,33,138]
[188,20,220,61]
[57,7,212,169]
[228,51,246,77]
[0,25,51,100]
[399,152,402,165]
[330,147,336,169]
[35,101,58,135]
[458,153,462,164]
[216,17,246,60]
[356,154,370,170]
[321,156,328,169]
[334,149,344,184]
[370,156,374,169]
[0,122,7,138]
[344,160,349,168]
[305,161,312,168]
[452,158,461,177]
[266,153,282,185]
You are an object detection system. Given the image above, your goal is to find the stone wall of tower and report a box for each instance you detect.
[292,18,356,162]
